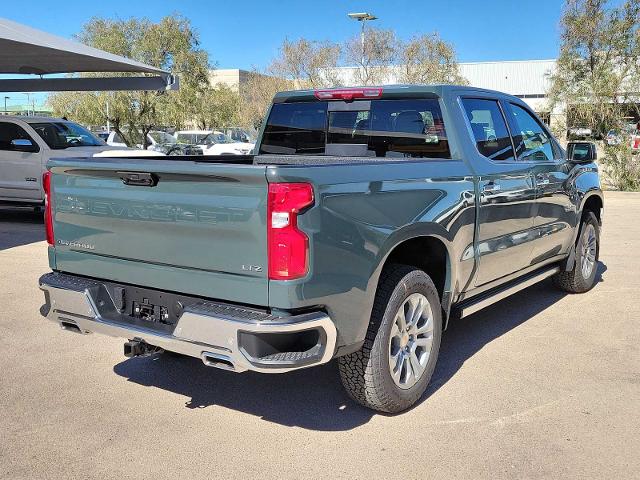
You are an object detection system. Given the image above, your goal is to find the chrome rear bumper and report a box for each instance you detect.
[39,273,337,374]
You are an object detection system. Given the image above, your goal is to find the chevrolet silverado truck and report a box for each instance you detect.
[39,85,603,413]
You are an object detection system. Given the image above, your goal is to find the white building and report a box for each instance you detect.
[458,60,557,122]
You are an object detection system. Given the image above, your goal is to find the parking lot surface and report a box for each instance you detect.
[1,192,639,479]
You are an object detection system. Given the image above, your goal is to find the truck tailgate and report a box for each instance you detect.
[48,158,269,306]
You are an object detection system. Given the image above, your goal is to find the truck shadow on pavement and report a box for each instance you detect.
[0,207,44,250]
[113,263,606,431]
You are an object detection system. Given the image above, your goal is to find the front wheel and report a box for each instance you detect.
[553,211,600,293]
[338,265,442,413]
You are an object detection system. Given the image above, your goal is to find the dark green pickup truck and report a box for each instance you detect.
[39,85,603,413]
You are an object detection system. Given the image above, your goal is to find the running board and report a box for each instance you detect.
[455,266,560,318]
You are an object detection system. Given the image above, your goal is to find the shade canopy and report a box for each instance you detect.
[0,17,177,92]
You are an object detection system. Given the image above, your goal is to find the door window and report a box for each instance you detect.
[0,122,37,152]
[461,98,515,161]
[508,103,555,162]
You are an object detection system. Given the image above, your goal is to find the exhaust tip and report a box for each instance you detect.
[201,352,235,371]
[60,320,84,334]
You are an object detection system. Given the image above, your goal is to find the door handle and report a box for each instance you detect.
[481,181,501,193]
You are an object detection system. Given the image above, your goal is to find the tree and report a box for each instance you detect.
[343,27,399,85]
[193,85,240,130]
[268,38,342,88]
[49,15,211,148]
[550,0,640,134]
[549,0,640,190]
[398,33,467,85]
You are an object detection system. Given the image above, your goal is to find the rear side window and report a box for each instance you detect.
[508,103,555,162]
[260,98,450,159]
[461,98,515,161]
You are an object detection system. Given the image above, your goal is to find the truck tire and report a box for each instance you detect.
[338,265,442,413]
[553,211,600,293]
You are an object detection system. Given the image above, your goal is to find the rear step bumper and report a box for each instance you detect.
[39,272,337,374]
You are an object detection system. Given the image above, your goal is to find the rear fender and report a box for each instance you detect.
[372,223,456,323]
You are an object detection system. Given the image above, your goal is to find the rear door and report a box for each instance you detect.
[459,97,538,287]
[0,121,43,202]
[50,158,270,305]
[504,102,576,263]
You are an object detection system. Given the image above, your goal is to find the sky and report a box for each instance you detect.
[2,0,567,106]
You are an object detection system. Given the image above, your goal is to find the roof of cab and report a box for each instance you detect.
[273,84,523,103]
[0,115,70,123]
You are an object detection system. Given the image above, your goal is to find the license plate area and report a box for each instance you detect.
[91,282,202,334]
[132,299,170,324]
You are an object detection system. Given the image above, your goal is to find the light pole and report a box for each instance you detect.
[3,96,8,115]
[347,12,378,65]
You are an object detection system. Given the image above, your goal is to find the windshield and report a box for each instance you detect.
[149,131,176,144]
[176,133,210,145]
[202,132,234,145]
[31,122,104,149]
[221,127,257,144]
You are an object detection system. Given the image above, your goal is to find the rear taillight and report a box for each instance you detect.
[43,171,54,245]
[314,87,383,101]
[267,183,314,280]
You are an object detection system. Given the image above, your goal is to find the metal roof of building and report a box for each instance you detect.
[458,59,556,96]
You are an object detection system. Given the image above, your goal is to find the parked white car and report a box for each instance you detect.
[107,130,201,156]
[174,130,254,155]
[0,116,157,208]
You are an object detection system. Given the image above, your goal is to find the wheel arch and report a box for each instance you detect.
[581,192,603,224]
[374,227,455,329]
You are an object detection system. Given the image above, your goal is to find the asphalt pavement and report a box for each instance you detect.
[0,193,638,479]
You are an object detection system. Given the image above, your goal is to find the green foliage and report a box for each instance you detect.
[550,0,640,190]
[49,15,218,147]
[603,143,640,190]
[550,0,640,134]
[194,85,240,130]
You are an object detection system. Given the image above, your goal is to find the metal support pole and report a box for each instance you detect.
[361,20,365,66]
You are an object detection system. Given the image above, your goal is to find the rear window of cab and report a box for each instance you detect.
[260,99,450,159]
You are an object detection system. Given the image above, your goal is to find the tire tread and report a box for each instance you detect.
[339,264,440,413]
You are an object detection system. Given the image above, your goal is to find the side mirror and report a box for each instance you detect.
[567,141,597,163]
[11,138,37,152]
